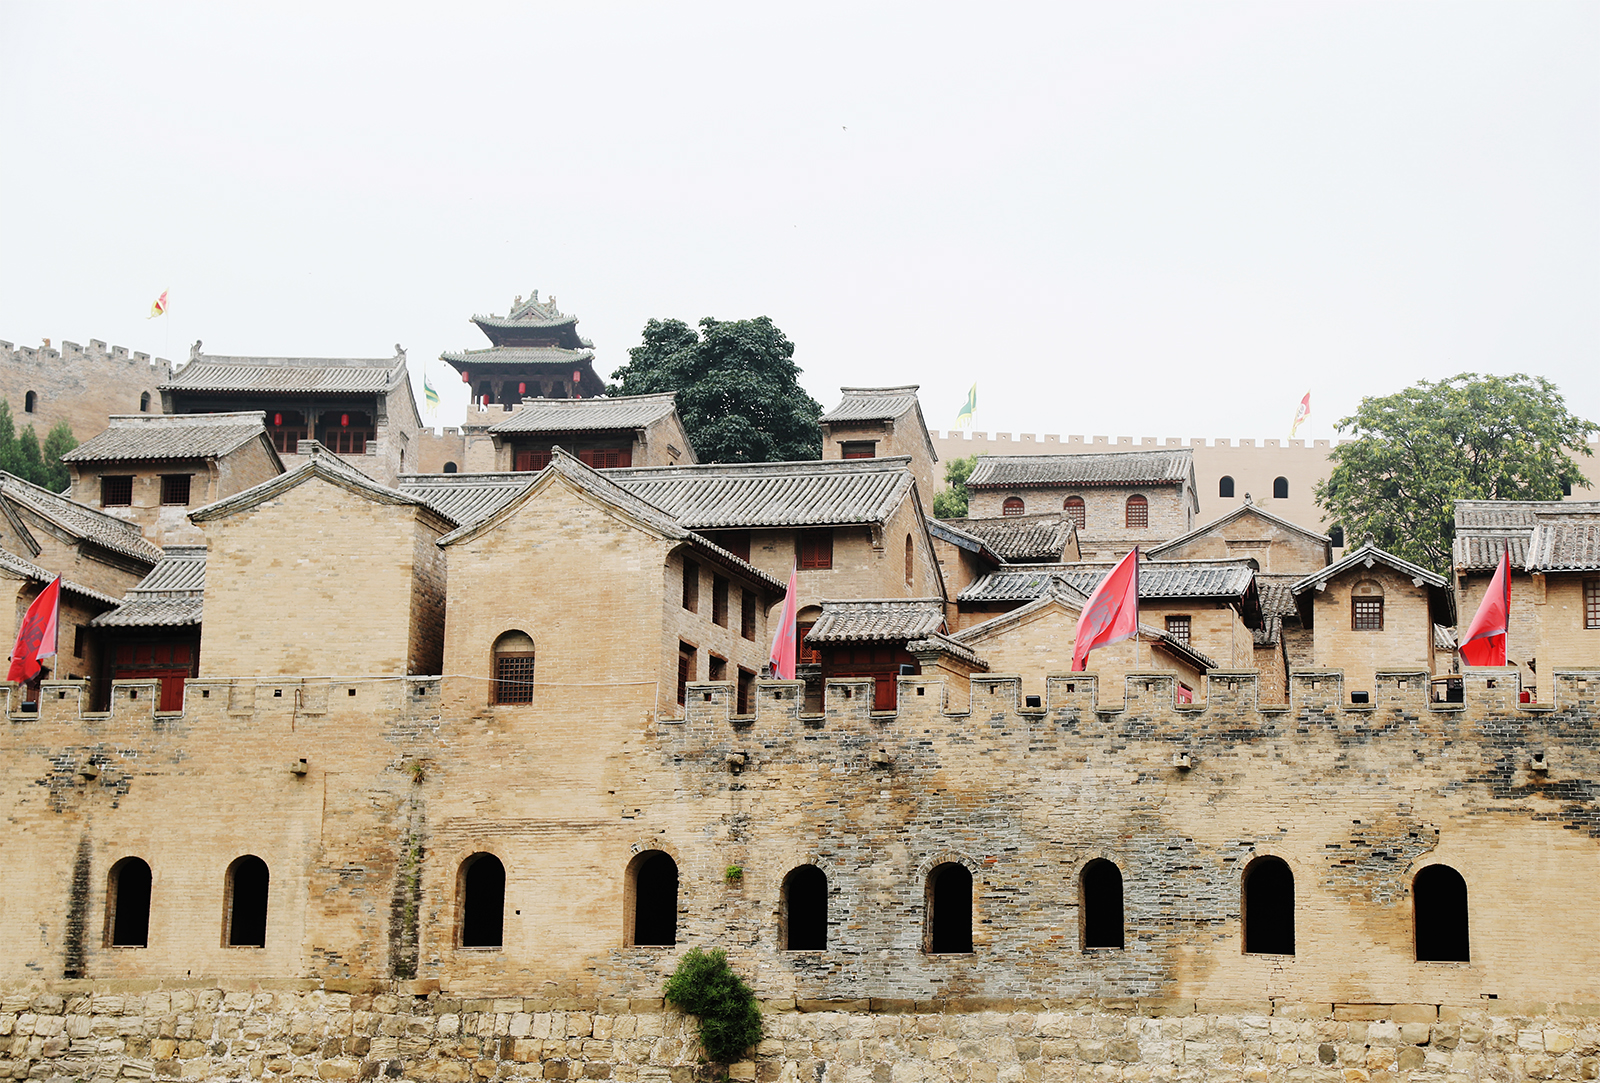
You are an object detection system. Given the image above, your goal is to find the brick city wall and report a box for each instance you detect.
[0,985,1596,1082]
[0,338,171,443]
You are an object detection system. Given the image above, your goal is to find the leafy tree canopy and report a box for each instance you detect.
[607,316,822,463]
[0,402,76,492]
[1315,373,1598,572]
[932,454,978,518]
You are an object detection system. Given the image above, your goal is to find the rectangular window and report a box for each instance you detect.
[1352,598,1384,631]
[101,476,133,507]
[577,447,632,468]
[841,441,876,459]
[737,668,755,715]
[712,575,729,627]
[740,590,756,641]
[494,653,536,704]
[796,621,820,665]
[677,643,695,706]
[1586,579,1600,629]
[798,530,833,570]
[1165,616,1191,644]
[514,449,553,472]
[160,474,192,506]
[682,561,699,613]
[708,655,727,682]
[323,429,369,455]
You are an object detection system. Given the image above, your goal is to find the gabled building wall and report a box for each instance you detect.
[969,483,1192,558]
[822,419,938,509]
[69,440,284,547]
[1152,511,1330,575]
[1309,564,1439,698]
[0,506,154,599]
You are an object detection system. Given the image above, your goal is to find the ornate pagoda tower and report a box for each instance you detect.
[440,291,606,406]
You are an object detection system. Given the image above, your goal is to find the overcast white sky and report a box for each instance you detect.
[2,2,1595,444]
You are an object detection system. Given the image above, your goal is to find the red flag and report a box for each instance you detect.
[1072,548,1140,672]
[1460,549,1511,666]
[768,566,799,679]
[9,576,61,683]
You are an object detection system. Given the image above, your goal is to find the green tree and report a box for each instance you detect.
[1315,373,1598,572]
[0,400,16,477]
[41,422,78,492]
[663,947,762,1065]
[13,425,45,486]
[607,316,822,463]
[931,454,978,518]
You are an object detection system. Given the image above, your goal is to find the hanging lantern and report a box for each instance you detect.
[273,413,283,426]
[341,414,350,427]
[572,369,582,384]
[461,369,470,383]
[481,394,490,406]
[518,382,526,395]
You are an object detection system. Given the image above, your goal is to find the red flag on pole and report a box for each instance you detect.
[9,576,61,683]
[1071,548,1140,672]
[1459,549,1511,667]
[768,566,799,679]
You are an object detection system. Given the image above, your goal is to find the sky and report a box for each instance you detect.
[1,2,1596,445]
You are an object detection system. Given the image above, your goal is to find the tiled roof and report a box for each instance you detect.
[488,393,677,434]
[0,548,123,607]
[62,412,273,463]
[1453,501,1543,528]
[1292,541,1449,593]
[1526,522,1600,572]
[1253,574,1302,619]
[905,632,989,671]
[1252,615,1282,648]
[439,346,597,366]
[821,387,922,424]
[191,444,451,527]
[0,472,163,564]
[806,599,947,643]
[607,457,916,529]
[957,560,1256,604]
[1146,499,1330,557]
[397,473,535,531]
[1452,529,1532,572]
[966,449,1193,490]
[1453,501,1600,571]
[925,518,1001,563]
[942,513,1075,563]
[90,546,207,628]
[162,353,405,394]
[471,293,590,338]
[1434,624,1458,652]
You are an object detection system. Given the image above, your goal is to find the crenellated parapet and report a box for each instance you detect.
[0,337,174,377]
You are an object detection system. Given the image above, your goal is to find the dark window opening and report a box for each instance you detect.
[460,853,506,948]
[740,590,757,641]
[443,462,458,474]
[1242,856,1295,955]
[1064,496,1085,529]
[1002,496,1025,517]
[1414,865,1469,962]
[101,475,133,507]
[925,862,973,953]
[841,441,876,460]
[139,392,151,413]
[477,381,494,404]
[904,534,914,587]
[24,390,36,413]
[737,668,755,715]
[1125,495,1148,529]
[318,410,373,455]
[514,449,553,472]
[1219,476,1235,499]
[1329,524,1345,547]
[160,474,191,506]
[106,857,152,947]
[682,561,700,612]
[719,531,752,562]
[224,855,269,947]
[627,851,678,947]
[798,530,833,570]
[1081,859,1124,950]
[1563,479,1574,497]
[492,631,535,704]
[268,411,307,454]
[796,621,820,666]
[677,643,694,706]
[712,575,729,627]
[708,655,727,682]
[1273,476,1289,500]
[783,865,828,950]
[1352,581,1385,631]
[578,447,632,468]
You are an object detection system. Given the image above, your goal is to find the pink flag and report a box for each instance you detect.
[1459,550,1511,667]
[768,566,799,679]
[9,576,61,683]
[1071,548,1140,672]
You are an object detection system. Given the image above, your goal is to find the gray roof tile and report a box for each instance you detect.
[958,560,1256,603]
[1292,541,1449,592]
[966,449,1193,490]
[941,513,1075,562]
[1526,522,1600,572]
[62,412,273,463]
[397,473,536,531]
[821,386,922,424]
[1145,499,1330,556]
[0,548,123,607]
[487,392,677,434]
[607,457,916,529]
[0,472,163,564]
[806,599,947,643]
[90,546,206,628]
[1453,500,1600,570]
[440,345,596,366]
[162,353,405,394]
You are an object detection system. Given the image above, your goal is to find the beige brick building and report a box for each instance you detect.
[819,386,941,505]
[0,336,171,445]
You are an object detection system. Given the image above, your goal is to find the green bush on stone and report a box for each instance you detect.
[663,947,762,1064]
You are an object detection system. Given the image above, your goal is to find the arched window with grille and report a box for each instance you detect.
[1219,476,1234,498]
[625,850,678,947]
[1242,855,1295,955]
[1414,864,1469,962]
[106,857,152,947]
[223,855,269,947]
[1064,496,1085,529]
[924,862,973,953]
[1125,495,1148,529]
[782,865,828,950]
[1002,497,1025,517]
[459,853,506,948]
[1080,859,1124,949]
[1273,476,1289,499]
[492,631,536,704]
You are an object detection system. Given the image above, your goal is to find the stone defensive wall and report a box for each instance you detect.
[0,337,173,440]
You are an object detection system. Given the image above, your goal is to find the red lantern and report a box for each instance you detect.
[481,395,490,406]
[273,413,282,426]
[518,382,526,395]
[461,369,470,383]
[341,414,349,427]
[573,369,582,384]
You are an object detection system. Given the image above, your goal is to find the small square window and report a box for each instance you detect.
[798,530,833,570]
[841,441,876,459]
[101,476,133,506]
[1165,616,1191,644]
[1352,597,1384,631]
[160,475,191,505]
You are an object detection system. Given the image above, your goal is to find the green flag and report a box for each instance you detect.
[955,384,977,429]
[423,371,440,420]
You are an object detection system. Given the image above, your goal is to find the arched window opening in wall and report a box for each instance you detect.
[1125,495,1148,529]
[904,534,914,588]
[224,855,269,947]
[459,853,506,948]
[625,850,678,947]
[1064,496,1085,529]
[106,857,152,947]
[1002,497,1025,517]
[1273,476,1289,499]
[140,392,151,413]
[443,462,458,474]
[925,862,973,953]
[1242,856,1295,955]
[1329,524,1345,548]
[24,390,36,413]
[1219,476,1235,498]
[782,865,828,950]
[1414,865,1469,962]
[491,630,536,704]
[1080,859,1125,950]
[1351,579,1384,631]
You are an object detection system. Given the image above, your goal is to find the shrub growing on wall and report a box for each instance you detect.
[663,947,762,1064]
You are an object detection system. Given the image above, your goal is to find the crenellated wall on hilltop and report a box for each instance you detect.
[1,667,1598,1010]
[0,338,173,444]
